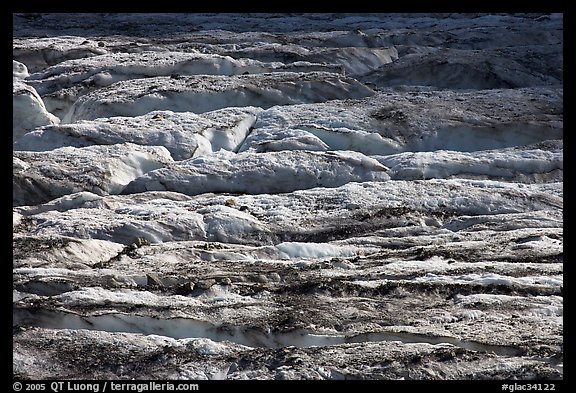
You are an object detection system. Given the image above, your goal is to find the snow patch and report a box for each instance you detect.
[13,81,59,141]
[16,192,104,216]
[199,205,267,244]
[184,338,244,356]
[13,237,125,268]
[275,242,359,260]
[377,146,562,181]
[122,150,390,196]
[13,143,173,206]
[15,108,261,160]
[13,35,108,73]
[415,272,562,289]
[56,287,199,308]
[63,72,374,122]
[238,128,330,153]
[13,212,23,228]
[13,60,29,79]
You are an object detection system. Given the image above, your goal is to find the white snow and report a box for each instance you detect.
[122,150,390,196]
[15,108,262,160]
[454,293,562,308]
[360,45,562,90]
[54,286,260,314]
[26,50,347,96]
[13,35,108,73]
[13,80,59,141]
[26,51,336,118]
[414,272,562,289]
[217,44,398,76]
[509,235,563,254]
[376,145,563,181]
[242,88,562,155]
[238,127,330,153]
[63,72,374,122]
[15,192,104,216]
[19,179,561,247]
[414,125,562,153]
[53,239,125,266]
[301,126,402,155]
[13,237,125,269]
[27,51,276,87]
[351,272,562,294]
[198,205,267,244]
[275,242,360,260]
[184,338,243,356]
[14,267,96,277]
[56,287,199,307]
[13,290,26,303]
[454,294,563,319]
[13,211,23,228]
[23,202,208,245]
[12,12,563,381]
[26,49,361,91]
[13,60,29,79]
[13,143,173,206]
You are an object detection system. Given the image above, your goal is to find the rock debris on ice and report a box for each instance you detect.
[13,12,563,380]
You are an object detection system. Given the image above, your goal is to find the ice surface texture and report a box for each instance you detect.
[13,13,563,380]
